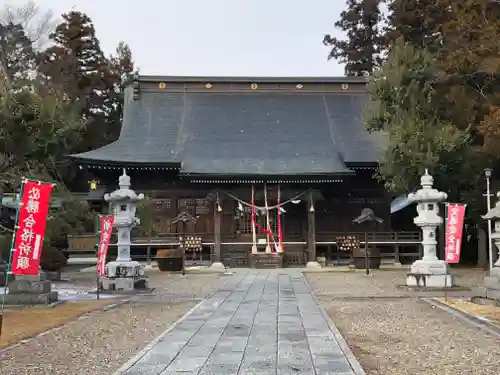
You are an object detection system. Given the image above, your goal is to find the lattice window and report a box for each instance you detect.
[178,198,196,215]
[236,206,280,235]
[347,198,366,204]
[195,199,210,215]
[155,198,171,212]
[366,198,385,204]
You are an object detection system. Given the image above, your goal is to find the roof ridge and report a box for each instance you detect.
[137,75,368,84]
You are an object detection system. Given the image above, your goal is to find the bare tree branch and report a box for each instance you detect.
[1,1,56,49]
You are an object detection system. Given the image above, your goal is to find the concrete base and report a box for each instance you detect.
[482,275,500,300]
[406,273,454,288]
[209,262,226,271]
[43,270,62,281]
[306,261,322,269]
[410,259,448,275]
[490,267,500,279]
[3,291,58,305]
[100,277,149,292]
[4,272,59,305]
[9,279,52,294]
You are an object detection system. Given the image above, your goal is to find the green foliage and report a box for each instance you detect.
[0,83,83,191]
[365,40,470,196]
[136,197,160,237]
[323,0,384,76]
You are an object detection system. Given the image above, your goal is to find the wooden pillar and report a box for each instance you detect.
[307,191,316,263]
[214,210,221,263]
[477,226,488,269]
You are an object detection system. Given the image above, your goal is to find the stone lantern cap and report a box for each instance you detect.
[482,191,500,220]
[104,169,145,203]
[408,169,447,204]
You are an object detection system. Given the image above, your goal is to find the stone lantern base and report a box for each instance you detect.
[100,260,148,292]
[406,259,455,288]
[479,267,500,299]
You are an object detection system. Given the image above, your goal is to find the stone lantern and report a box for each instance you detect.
[482,191,500,298]
[406,170,453,288]
[101,169,148,291]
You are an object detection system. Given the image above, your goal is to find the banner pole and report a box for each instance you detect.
[0,179,26,338]
[96,215,101,301]
[444,203,448,302]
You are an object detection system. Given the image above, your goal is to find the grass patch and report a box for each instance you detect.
[438,298,500,328]
[0,300,113,349]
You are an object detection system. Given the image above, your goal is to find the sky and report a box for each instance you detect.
[17,0,346,77]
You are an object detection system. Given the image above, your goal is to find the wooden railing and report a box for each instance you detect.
[66,231,422,266]
[66,232,213,258]
[68,231,420,249]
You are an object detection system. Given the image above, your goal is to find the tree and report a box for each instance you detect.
[365,40,470,200]
[323,0,384,76]
[37,12,137,150]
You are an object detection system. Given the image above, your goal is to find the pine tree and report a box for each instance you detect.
[106,41,137,141]
[37,11,136,150]
[323,0,384,76]
[385,0,449,52]
[37,11,109,116]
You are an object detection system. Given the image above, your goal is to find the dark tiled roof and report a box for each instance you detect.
[71,79,384,175]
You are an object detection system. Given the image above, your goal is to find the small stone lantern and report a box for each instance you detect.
[482,191,500,298]
[101,169,148,291]
[406,170,453,288]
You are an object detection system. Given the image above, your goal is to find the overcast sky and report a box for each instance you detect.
[20,0,346,77]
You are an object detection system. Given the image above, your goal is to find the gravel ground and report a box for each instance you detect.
[306,268,500,375]
[306,268,487,298]
[0,272,229,375]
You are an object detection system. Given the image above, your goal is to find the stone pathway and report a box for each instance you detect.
[118,270,363,375]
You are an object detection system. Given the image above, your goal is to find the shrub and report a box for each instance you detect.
[40,245,68,271]
[41,193,96,271]
[136,196,160,236]
[0,233,12,265]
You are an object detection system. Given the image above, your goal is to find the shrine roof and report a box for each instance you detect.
[70,75,385,175]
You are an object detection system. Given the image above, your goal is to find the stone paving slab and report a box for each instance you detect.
[117,269,363,375]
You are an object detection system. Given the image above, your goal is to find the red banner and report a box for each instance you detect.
[11,180,54,275]
[97,215,114,277]
[445,203,466,264]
